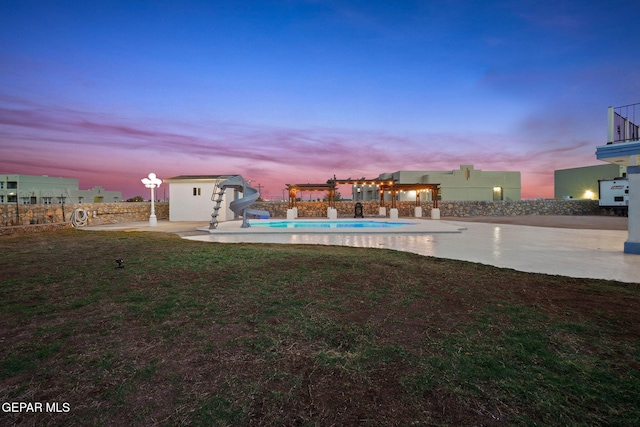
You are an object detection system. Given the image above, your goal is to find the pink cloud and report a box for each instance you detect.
[0,97,601,200]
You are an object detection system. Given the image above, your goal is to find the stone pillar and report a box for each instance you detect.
[389,208,398,219]
[379,207,386,217]
[287,209,296,220]
[431,208,441,220]
[327,207,337,220]
[624,166,640,254]
[414,206,422,218]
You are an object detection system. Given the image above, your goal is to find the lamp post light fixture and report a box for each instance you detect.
[141,173,162,227]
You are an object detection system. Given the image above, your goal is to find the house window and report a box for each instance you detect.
[193,187,201,196]
[7,181,17,189]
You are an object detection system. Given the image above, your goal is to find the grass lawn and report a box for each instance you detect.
[1,229,639,426]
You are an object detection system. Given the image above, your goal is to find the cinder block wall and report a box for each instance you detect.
[0,202,169,227]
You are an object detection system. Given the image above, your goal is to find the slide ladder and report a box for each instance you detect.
[209,175,270,229]
[209,180,227,229]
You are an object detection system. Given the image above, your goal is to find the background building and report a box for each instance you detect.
[554,164,626,200]
[0,174,121,204]
[353,165,521,202]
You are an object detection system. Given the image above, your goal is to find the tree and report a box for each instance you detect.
[323,191,342,202]
[127,196,144,202]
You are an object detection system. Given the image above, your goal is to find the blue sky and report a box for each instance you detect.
[1,0,639,199]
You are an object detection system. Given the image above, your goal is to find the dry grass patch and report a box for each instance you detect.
[1,229,639,426]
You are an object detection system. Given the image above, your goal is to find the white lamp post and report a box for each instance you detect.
[141,173,162,227]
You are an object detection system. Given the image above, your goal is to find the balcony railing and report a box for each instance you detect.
[608,103,640,143]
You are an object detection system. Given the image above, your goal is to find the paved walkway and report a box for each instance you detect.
[82,217,639,284]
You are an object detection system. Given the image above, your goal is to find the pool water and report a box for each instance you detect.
[250,220,414,229]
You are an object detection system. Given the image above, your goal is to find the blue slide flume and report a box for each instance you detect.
[210,175,269,228]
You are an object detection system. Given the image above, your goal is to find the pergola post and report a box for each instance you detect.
[433,187,439,208]
[328,186,335,209]
[288,187,296,209]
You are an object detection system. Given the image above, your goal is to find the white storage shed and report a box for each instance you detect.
[164,175,237,222]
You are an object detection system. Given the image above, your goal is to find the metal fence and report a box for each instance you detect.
[612,103,640,143]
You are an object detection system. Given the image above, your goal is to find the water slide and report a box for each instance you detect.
[214,175,270,228]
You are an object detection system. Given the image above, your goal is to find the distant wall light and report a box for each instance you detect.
[584,190,594,200]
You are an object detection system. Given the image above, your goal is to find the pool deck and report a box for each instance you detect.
[81,217,639,284]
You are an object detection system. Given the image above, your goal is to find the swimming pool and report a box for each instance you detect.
[249,220,414,229]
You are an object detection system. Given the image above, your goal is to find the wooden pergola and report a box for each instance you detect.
[377,182,440,209]
[286,183,336,208]
[286,179,439,209]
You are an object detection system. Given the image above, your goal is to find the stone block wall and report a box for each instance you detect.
[252,200,606,218]
[433,200,604,217]
[1,199,608,235]
[0,202,169,227]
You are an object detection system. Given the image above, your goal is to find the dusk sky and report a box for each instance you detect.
[2,0,639,200]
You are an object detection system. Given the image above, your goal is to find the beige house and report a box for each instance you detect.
[353,165,521,202]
